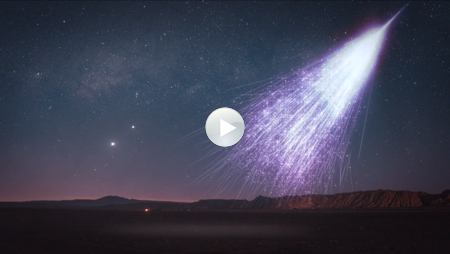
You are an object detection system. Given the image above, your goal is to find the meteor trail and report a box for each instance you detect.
[384,5,407,29]
[203,14,399,197]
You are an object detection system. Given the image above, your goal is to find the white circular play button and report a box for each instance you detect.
[205,107,245,147]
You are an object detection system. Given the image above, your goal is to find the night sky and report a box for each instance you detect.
[1,1,449,201]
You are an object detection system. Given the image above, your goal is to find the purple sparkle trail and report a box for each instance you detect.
[199,12,402,198]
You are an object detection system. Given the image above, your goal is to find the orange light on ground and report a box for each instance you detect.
[145,209,149,212]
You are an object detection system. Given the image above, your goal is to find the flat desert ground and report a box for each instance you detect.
[1,208,449,253]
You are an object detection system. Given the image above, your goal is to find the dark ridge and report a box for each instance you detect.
[92,196,139,205]
[1,189,449,210]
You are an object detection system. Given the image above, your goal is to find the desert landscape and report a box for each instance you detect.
[1,190,449,254]
[2,2,450,253]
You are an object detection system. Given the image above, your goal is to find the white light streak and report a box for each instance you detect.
[201,17,398,198]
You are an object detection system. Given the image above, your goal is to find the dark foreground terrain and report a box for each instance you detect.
[1,208,449,254]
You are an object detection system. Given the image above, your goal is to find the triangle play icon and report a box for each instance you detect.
[220,119,236,137]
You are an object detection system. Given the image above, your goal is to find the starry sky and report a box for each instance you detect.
[1,1,449,201]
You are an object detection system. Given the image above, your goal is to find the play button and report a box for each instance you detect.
[220,119,236,137]
[205,107,245,147]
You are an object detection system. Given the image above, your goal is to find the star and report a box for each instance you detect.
[111,142,115,146]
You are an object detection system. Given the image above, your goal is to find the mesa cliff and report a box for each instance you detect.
[193,189,450,210]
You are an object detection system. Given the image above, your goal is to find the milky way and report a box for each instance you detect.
[2,2,449,201]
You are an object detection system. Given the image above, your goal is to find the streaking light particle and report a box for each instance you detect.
[203,14,400,197]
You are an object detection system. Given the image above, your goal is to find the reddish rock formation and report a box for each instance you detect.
[243,189,450,210]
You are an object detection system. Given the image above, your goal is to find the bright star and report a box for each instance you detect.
[111,142,115,146]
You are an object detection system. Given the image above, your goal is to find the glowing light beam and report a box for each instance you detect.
[201,14,400,198]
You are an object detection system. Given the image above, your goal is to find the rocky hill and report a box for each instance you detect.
[1,189,449,210]
[244,189,450,210]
